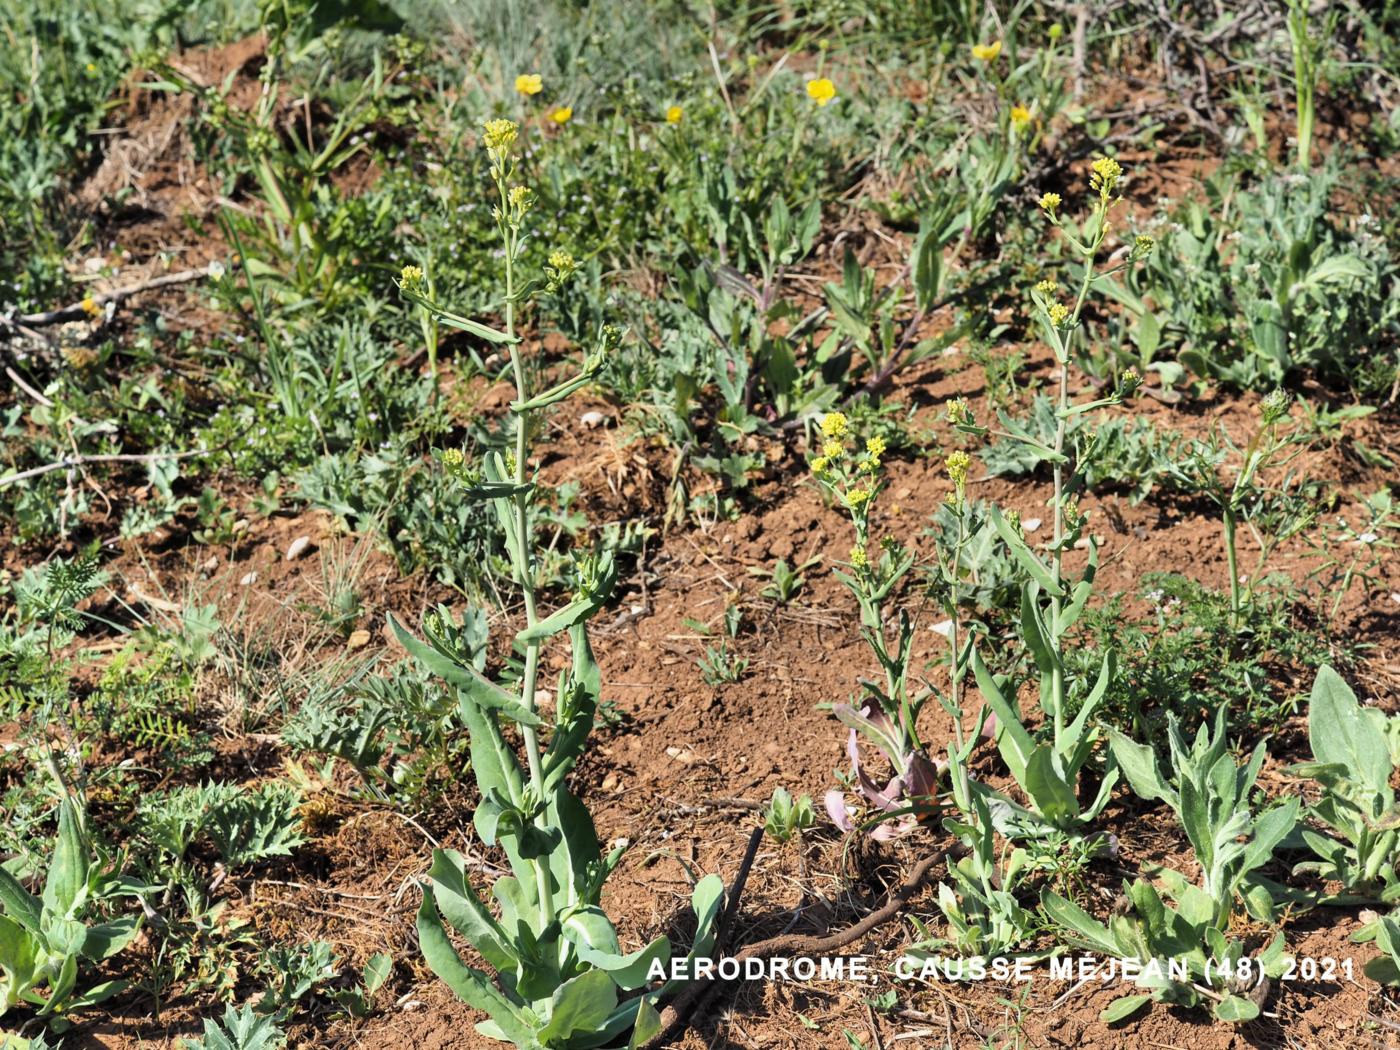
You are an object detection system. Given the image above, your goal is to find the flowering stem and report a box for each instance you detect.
[494,162,554,928]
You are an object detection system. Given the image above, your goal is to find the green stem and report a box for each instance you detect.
[1223,505,1242,630]
[499,177,554,927]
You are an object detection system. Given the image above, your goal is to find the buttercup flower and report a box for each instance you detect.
[80,296,102,319]
[806,78,837,106]
[550,106,572,124]
[482,118,518,153]
[972,41,1002,62]
[666,105,683,124]
[1010,105,1031,128]
[821,411,849,439]
[514,73,543,96]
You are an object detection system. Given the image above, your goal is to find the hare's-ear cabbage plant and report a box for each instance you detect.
[390,118,723,1050]
[1287,665,1400,903]
[0,797,143,1025]
[954,158,1155,837]
[812,420,944,840]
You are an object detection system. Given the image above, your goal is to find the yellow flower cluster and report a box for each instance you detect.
[806,78,837,106]
[1038,192,1061,213]
[1090,156,1123,199]
[482,118,518,153]
[399,264,424,288]
[821,411,849,439]
[845,488,873,510]
[945,450,972,491]
[441,448,464,467]
[1047,302,1070,326]
[1034,278,1057,294]
[947,397,973,426]
[849,545,868,569]
[822,439,843,459]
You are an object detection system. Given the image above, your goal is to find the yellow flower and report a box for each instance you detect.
[666,105,683,124]
[508,185,532,209]
[972,41,1002,62]
[820,411,849,439]
[80,295,102,319]
[1090,155,1123,198]
[399,264,424,288]
[550,106,572,124]
[865,436,886,459]
[482,118,518,152]
[1048,302,1070,326]
[946,397,973,426]
[810,456,829,475]
[845,488,873,509]
[440,448,464,467]
[822,439,844,459]
[1010,105,1031,128]
[1048,24,1064,41]
[1034,278,1057,295]
[945,450,972,488]
[849,545,868,569]
[514,73,543,96]
[1039,191,1061,212]
[806,78,837,107]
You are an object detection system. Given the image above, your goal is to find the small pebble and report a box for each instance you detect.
[285,535,312,561]
[239,572,257,586]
